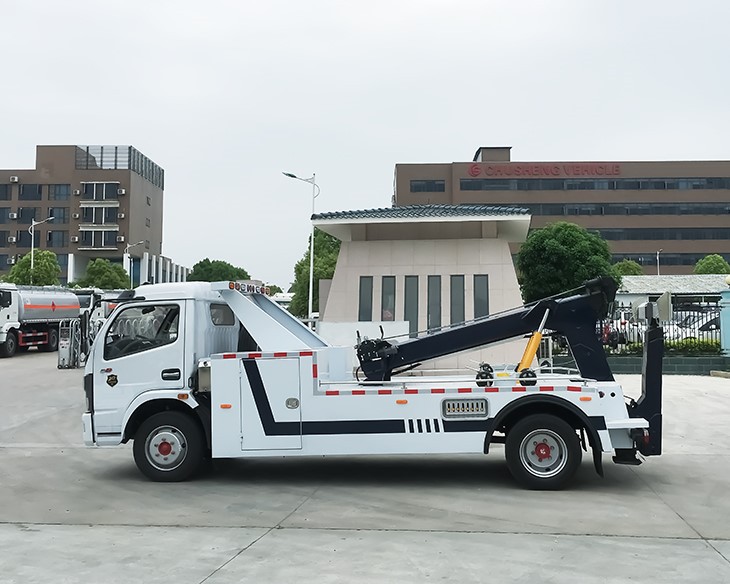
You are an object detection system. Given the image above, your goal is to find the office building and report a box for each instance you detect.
[394,147,730,274]
[0,145,188,284]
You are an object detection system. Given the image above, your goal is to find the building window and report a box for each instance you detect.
[17,207,38,224]
[48,207,69,224]
[381,276,395,321]
[358,276,373,321]
[450,275,465,325]
[103,231,118,247]
[427,275,441,332]
[49,184,71,200]
[459,177,730,192]
[0,232,7,247]
[0,185,10,201]
[404,275,419,337]
[104,208,117,223]
[0,208,9,223]
[474,275,489,318]
[47,230,69,248]
[19,184,42,201]
[81,182,119,201]
[16,229,38,248]
[0,254,8,267]
[410,180,446,193]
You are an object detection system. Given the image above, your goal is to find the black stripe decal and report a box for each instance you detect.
[443,420,490,433]
[434,419,440,432]
[416,419,423,433]
[242,359,406,436]
[408,419,414,433]
[425,419,432,433]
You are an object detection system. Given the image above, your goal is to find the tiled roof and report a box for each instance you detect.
[619,275,730,294]
[312,204,530,221]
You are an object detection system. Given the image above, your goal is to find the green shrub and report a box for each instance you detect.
[612,339,722,355]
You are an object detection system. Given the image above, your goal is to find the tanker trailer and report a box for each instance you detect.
[0,284,80,357]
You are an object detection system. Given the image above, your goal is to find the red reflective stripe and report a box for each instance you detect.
[512,387,526,392]
[404,389,418,394]
[567,386,582,392]
[431,388,445,394]
[248,353,262,359]
[458,388,472,393]
[24,304,79,310]
[352,390,365,395]
[222,354,237,359]
[312,364,318,378]
[485,387,499,393]
[539,386,554,392]
[274,352,288,357]
[325,390,339,396]
[378,389,392,395]
[299,351,313,357]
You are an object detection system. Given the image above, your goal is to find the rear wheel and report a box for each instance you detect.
[133,411,204,482]
[40,328,59,352]
[505,414,582,490]
[0,331,17,358]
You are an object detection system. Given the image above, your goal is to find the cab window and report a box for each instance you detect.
[104,304,179,360]
[210,303,235,326]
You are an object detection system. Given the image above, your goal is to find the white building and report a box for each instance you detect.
[314,204,531,373]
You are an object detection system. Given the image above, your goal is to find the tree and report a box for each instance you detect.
[515,222,619,303]
[289,228,341,318]
[266,283,283,295]
[6,250,61,286]
[694,254,730,274]
[614,259,644,276]
[187,258,250,282]
[72,258,129,289]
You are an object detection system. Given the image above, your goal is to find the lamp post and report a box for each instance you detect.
[124,240,145,288]
[283,172,320,325]
[656,249,663,276]
[28,216,54,285]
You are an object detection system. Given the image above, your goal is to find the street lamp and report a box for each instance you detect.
[656,249,663,276]
[283,172,320,325]
[28,216,54,285]
[124,240,145,288]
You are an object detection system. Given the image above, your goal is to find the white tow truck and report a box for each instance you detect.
[82,278,663,489]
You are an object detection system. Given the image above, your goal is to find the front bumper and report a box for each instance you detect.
[82,413,95,446]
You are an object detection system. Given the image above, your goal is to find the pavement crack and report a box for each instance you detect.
[196,486,321,584]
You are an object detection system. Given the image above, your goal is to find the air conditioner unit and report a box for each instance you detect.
[73,189,81,196]
[117,212,125,219]
[7,257,15,265]
[7,236,17,243]
[116,235,125,243]
[117,188,126,195]
[70,236,79,243]
[8,212,17,219]
[72,213,80,219]
[9,176,19,183]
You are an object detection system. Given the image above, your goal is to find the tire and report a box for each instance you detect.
[40,328,59,352]
[132,411,204,482]
[0,331,17,358]
[505,414,582,490]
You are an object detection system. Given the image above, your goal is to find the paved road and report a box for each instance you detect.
[1,351,729,583]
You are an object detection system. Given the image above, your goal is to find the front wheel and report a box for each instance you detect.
[133,411,204,482]
[505,414,582,490]
[0,331,17,358]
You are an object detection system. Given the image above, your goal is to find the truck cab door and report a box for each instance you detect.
[91,301,186,433]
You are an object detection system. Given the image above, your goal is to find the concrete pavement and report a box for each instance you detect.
[1,351,729,583]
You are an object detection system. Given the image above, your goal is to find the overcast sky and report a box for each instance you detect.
[2,1,729,288]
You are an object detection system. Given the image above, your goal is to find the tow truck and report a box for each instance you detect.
[81,277,662,489]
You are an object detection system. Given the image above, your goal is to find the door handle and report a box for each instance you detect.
[161,368,181,381]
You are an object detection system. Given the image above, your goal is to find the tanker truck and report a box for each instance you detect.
[0,284,80,357]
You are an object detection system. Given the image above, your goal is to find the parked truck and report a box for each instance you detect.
[0,284,80,357]
[81,278,663,489]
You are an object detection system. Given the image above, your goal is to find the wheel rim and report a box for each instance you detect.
[144,425,188,472]
[519,429,568,479]
[7,335,15,353]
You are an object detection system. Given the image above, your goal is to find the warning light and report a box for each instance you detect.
[228,282,235,290]
[235,282,241,291]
